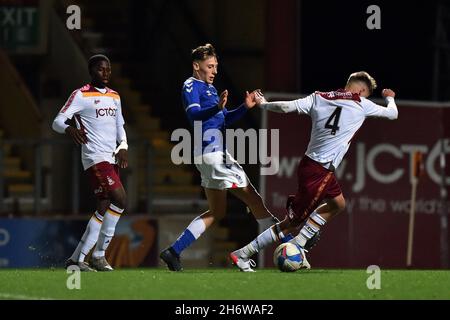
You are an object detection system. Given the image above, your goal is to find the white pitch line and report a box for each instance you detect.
[0,292,54,300]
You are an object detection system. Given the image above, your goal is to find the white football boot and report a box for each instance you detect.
[90,256,114,271]
[297,246,311,269]
[230,251,256,272]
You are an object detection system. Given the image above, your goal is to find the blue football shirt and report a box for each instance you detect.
[182,77,226,155]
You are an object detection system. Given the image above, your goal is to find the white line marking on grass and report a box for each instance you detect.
[0,292,54,300]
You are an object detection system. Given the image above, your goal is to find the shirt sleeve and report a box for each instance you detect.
[187,105,220,121]
[52,90,83,134]
[259,93,314,115]
[116,98,127,142]
[182,82,201,113]
[52,113,70,134]
[363,97,398,120]
[182,83,220,121]
[293,94,315,115]
[224,103,247,125]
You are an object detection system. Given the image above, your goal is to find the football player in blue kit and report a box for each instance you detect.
[160,43,288,272]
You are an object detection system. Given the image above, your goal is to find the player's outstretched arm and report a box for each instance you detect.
[186,90,227,122]
[381,88,398,120]
[382,88,396,98]
[244,90,258,109]
[223,90,255,125]
[187,104,222,121]
[255,90,299,113]
[364,88,398,120]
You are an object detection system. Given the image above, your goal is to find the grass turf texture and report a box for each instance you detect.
[0,269,448,300]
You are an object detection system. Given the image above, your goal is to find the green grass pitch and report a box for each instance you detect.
[0,268,448,300]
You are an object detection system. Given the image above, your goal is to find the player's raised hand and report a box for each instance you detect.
[244,91,257,109]
[254,89,267,105]
[218,89,228,110]
[115,149,128,169]
[65,126,88,145]
[382,89,396,98]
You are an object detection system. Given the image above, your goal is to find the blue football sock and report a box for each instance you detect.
[274,223,293,242]
[281,233,294,243]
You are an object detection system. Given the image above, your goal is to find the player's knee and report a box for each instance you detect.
[289,219,303,231]
[336,197,346,213]
[211,208,226,220]
[329,195,345,216]
[201,214,215,228]
[97,199,110,215]
[279,217,295,233]
[119,198,127,210]
[112,195,127,210]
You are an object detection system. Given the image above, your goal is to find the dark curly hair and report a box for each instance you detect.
[88,54,110,74]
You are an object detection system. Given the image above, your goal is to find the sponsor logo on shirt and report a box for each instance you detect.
[317,90,361,102]
[95,107,117,118]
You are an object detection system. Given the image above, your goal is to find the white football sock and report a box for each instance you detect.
[310,211,327,226]
[70,242,83,263]
[238,225,278,258]
[293,211,326,247]
[92,204,123,258]
[69,212,103,262]
[187,215,207,239]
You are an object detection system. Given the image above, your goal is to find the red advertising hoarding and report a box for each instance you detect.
[261,95,450,269]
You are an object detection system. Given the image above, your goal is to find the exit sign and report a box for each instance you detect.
[0,0,48,54]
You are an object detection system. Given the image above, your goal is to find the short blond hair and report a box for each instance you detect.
[347,71,377,95]
[191,43,217,62]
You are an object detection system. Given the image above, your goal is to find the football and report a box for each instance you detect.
[273,242,304,272]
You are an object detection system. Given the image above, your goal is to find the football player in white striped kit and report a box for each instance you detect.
[231,71,398,271]
[52,55,128,271]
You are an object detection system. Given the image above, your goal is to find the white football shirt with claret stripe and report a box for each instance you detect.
[292,89,396,170]
[56,84,125,170]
